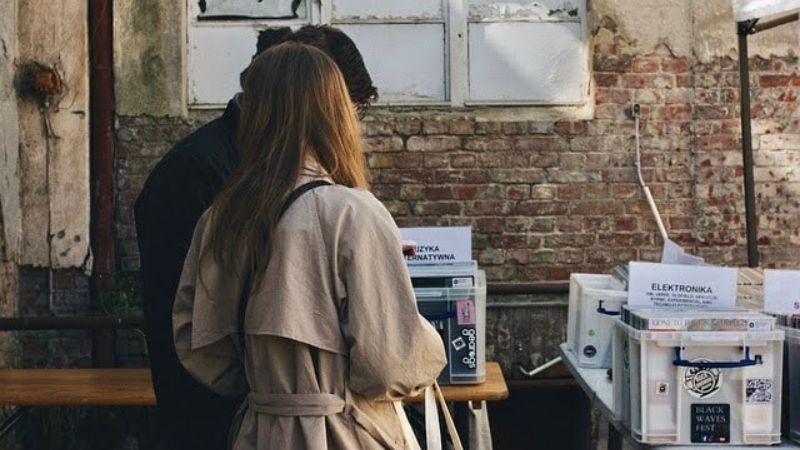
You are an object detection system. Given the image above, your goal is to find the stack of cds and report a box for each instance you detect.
[770,312,800,329]
[621,306,775,332]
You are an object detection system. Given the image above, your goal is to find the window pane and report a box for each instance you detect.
[468,0,580,20]
[196,0,306,20]
[188,26,257,105]
[332,0,442,20]
[468,22,586,103]
[338,24,446,103]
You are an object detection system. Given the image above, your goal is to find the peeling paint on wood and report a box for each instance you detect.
[17,0,91,269]
[332,0,442,21]
[115,0,186,116]
[0,0,21,262]
[468,0,580,21]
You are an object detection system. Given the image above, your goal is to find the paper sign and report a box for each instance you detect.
[628,262,738,308]
[399,227,471,265]
[661,239,706,266]
[764,269,800,313]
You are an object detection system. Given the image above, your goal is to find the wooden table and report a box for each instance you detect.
[0,369,156,406]
[0,362,507,406]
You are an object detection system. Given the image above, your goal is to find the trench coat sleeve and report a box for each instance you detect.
[338,195,447,400]
[173,213,248,397]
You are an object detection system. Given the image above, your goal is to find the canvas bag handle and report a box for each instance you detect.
[394,381,464,450]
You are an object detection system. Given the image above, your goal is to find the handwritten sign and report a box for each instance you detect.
[764,269,800,313]
[628,262,738,309]
[399,227,471,265]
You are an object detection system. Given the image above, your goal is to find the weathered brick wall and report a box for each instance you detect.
[111,17,800,385]
[115,19,800,281]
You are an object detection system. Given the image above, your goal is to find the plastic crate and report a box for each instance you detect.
[782,325,800,444]
[615,319,784,445]
[567,274,627,368]
[415,270,486,384]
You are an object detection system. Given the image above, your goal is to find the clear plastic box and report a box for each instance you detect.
[415,270,486,384]
[614,319,784,445]
[567,274,627,368]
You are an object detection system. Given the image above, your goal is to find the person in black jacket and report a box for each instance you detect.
[134,25,377,450]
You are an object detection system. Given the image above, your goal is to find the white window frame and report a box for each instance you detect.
[187,0,590,110]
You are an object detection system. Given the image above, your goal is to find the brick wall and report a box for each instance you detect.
[115,21,800,281]
[110,18,800,384]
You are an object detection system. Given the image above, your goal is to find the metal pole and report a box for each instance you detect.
[753,12,799,33]
[89,0,115,280]
[737,21,760,268]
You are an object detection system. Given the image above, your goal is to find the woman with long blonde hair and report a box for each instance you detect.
[172,42,446,449]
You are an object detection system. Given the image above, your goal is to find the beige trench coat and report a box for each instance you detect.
[173,175,447,450]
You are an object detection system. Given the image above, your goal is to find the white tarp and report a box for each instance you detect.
[732,0,800,21]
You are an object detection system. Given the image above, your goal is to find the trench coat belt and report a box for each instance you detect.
[247,392,346,417]
[245,390,398,448]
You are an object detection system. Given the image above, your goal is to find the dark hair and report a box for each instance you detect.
[286,26,377,115]
[208,42,367,287]
[241,25,378,114]
[239,27,293,87]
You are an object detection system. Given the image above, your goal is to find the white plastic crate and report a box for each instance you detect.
[415,270,486,384]
[567,274,627,368]
[614,319,784,445]
[782,325,800,444]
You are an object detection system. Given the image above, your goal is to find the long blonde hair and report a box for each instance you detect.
[204,42,368,286]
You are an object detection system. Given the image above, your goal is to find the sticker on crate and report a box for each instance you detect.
[745,378,773,404]
[691,404,730,443]
[682,361,722,399]
[456,300,476,325]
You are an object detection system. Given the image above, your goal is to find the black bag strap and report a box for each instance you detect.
[236,180,332,353]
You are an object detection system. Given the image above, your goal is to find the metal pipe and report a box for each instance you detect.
[0,316,144,331]
[487,301,568,309]
[519,356,563,377]
[487,282,569,296]
[89,0,115,280]
[753,12,799,33]
[737,22,760,268]
[632,104,668,242]
[0,407,27,441]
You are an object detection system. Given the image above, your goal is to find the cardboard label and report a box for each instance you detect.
[400,227,472,265]
[691,404,730,443]
[628,262,738,308]
[764,269,800,313]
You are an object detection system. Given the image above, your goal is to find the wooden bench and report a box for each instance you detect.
[0,362,508,406]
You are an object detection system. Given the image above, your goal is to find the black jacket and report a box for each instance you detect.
[135,98,242,450]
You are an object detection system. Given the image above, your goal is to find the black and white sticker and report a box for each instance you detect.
[745,378,773,404]
[691,404,730,443]
[451,337,466,351]
[682,360,722,399]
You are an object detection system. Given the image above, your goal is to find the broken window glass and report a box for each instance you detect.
[197,0,306,20]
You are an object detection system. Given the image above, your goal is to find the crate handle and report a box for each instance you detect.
[672,346,758,369]
[423,310,456,321]
[596,300,621,316]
